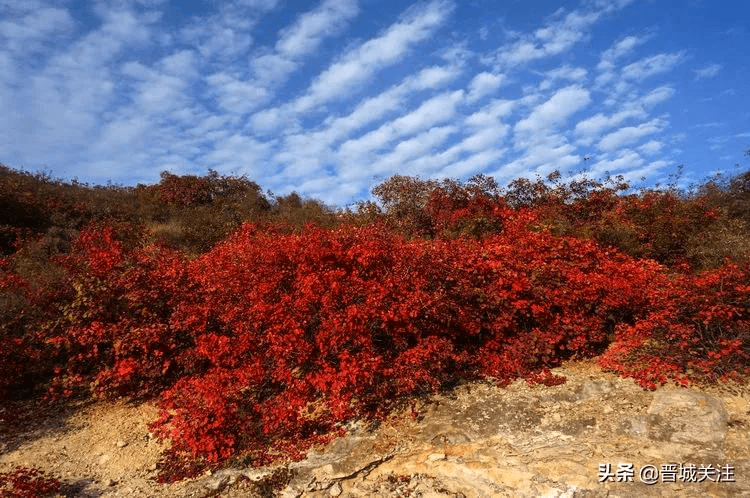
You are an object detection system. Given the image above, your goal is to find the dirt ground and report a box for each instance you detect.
[0,395,174,497]
[1,359,749,497]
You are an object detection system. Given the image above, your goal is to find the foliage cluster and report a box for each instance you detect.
[0,466,62,498]
[1,163,749,481]
[366,170,750,271]
[699,168,750,222]
[2,219,749,478]
[0,164,338,258]
[0,164,134,257]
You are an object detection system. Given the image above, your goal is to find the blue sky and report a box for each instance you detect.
[1,0,748,208]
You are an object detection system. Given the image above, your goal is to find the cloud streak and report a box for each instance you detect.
[292,0,453,114]
[1,0,739,206]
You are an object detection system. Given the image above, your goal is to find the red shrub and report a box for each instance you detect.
[599,260,750,389]
[41,223,202,400]
[0,466,61,498]
[424,188,507,238]
[147,219,668,467]
[157,172,213,207]
[0,253,70,399]
[2,207,747,479]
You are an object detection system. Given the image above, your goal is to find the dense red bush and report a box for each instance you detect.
[39,223,204,400]
[424,188,506,238]
[0,249,71,399]
[599,260,750,389]
[599,191,722,268]
[1,191,748,479]
[538,188,726,270]
[157,172,214,207]
[152,223,476,465]
[146,217,672,467]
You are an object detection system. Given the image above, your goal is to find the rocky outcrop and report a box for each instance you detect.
[180,359,750,498]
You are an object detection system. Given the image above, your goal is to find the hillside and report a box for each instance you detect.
[1,164,749,496]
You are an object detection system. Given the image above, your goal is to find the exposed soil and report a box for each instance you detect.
[1,358,749,497]
[0,396,171,497]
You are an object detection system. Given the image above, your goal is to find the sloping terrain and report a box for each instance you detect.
[2,359,748,497]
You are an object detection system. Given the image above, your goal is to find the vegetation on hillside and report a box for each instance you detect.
[1,161,749,483]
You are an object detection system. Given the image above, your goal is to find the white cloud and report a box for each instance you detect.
[177,0,278,61]
[338,89,465,160]
[368,125,458,175]
[203,133,274,176]
[97,113,151,149]
[393,89,465,136]
[250,107,291,133]
[0,7,75,53]
[597,34,650,71]
[707,135,730,150]
[400,121,511,179]
[275,0,359,58]
[0,0,704,207]
[500,41,541,66]
[0,3,166,171]
[116,51,199,116]
[694,63,721,79]
[0,50,13,85]
[589,0,637,13]
[266,62,463,173]
[465,99,515,128]
[250,0,359,86]
[497,3,623,67]
[121,60,149,79]
[438,147,506,179]
[320,91,406,140]
[158,49,198,77]
[193,25,252,60]
[134,74,188,114]
[532,10,598,53]
[692,122,723,129]
[0,0,47,11]
[496,136,580,180]
[515,85,591,136]
[94,6,156,46]
[466,72,504,103]
[622,52,684,81]
[546,65,588,82]
[574,108,644,145]
[252,53,296,84]
[457,126,507,153]
[594,33,653,88]
[189,114,235,139]
[638,140,663,155]
[246,1,454,135]
[39,6,156,81]
[379,125,508,180]
[236,0,281,8]
[292,0,453,113]
[212,74,269,114]
[206,72,269,114]
[641,85,675,107]
[409,64,462,90]
[539,65,587,90]
[588,149,644,176]
[597,118,666,152]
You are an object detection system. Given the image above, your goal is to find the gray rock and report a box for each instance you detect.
[203,473,229,491]
[577,379,616,400]
[169,365,750,498]
[328,481,342,496]
[647,390,729,445]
